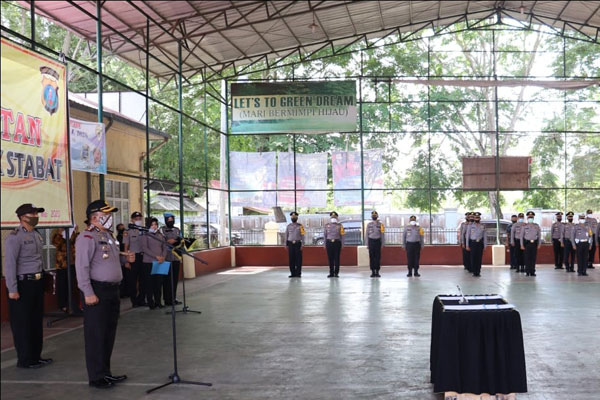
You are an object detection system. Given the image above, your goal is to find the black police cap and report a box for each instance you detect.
[473,212,481,217]
[566,211,574,217]
[518,212,525,217]
[86,200,118,216]
[555,212,563,216]
[330,211,338,217]
[526,211,535,217]
[290,211,299,217]
[511,214,518,218]
[16,203,45,217]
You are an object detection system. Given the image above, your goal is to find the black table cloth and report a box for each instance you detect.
[430,295,527,394]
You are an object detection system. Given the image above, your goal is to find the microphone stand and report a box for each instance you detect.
[457,285,469,304]
[127,225,212,393]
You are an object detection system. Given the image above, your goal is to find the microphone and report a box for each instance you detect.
[128,223,149,231]
[457,285,469,304]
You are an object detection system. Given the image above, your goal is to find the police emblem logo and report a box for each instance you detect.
[40,66,60,115]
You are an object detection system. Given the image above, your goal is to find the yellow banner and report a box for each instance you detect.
[1,38,73,228]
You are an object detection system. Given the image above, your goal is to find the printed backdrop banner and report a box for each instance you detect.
[70,118,106,174]
[277,152,327,207]
[1,38,73,228]
[230,151,276,207]
[231,81,357,134]
[332,149,383,206]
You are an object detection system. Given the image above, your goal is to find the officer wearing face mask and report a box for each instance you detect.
[366,211,385,277]
[142,217,167,309]
[585,209,597,269]
[519,211,542,276]
[571,213,593,276]
[285,212,305,278]
[124,211,146,307]
[561,211,576,272]
[4,203,53,369]
[160,213,182,305]
[75,200,127,388]
[505,215,518,270]
[458,212,473,272]
[402,215,424,277]
[324,211,345,278]
[511,213,526,273]
[551,212,564,269]
[466,212,487,277]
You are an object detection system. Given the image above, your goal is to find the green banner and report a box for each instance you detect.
[231,81,357,134]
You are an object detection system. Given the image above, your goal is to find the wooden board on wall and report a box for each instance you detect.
[462,156,530,190]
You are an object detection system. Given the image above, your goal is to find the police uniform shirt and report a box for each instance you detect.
[551,222,564,240]
[459,222,470,245]
[285,223,305,244]
[75,227,123,297]
[466,224,488,247]
[403,225,424,247]
[160,226,181,262]
[141,232,167,263]
[123,228,143,253]
[367,221,385,242]
[561,223,575,245]
[3,226,44,293]
[520,223,541,243]
[586,216,598,234]
[511,222,525,246]
[324,223,344,244]
[571,224,593,245]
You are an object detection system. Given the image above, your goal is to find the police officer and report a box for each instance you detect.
[75,200,126,389]
[285,211,305,278]
[142,217,168,309]
[585,209,597,269]
[459,212,473,271]
[466,212,487,277]
[366,210,385,278]
[124,211,146,307]
[551,212,564,269]
[520,211,542,276]
[511,213,526,273]
[561,211,576,272]
[4,203,53,369]
[324,211,345,278]
[160,212,182,305]
[505,215,518,270]
[403,215,424,277]
[571,213,593,276]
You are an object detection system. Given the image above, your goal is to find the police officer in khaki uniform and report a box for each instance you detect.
[561,212,576,272]
[585,209,597,269]
[551,212,564,269]
[402,215,424,277]
[142,217,167,309]
[511,213,526,273]
[285,211,305,278]
[366,210,385,278]
[324,211,345,278]
[466,212,487,277]
[124,211,146,307]
[75,200,127,389]
[4,204,53,369]
[458,212,473,271]
[571,213,593,276]
[520,211,542,276]
[160,212,182,305]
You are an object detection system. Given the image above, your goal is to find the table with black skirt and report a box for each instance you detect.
[430,294,527,395]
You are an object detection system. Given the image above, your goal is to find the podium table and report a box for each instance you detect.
[430,295,527,395]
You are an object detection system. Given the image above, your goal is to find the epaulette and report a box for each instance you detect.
[83,234,94,239]
[10,228,19,235]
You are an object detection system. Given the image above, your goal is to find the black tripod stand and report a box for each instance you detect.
[127,225,212,393]
[166,245,202,315]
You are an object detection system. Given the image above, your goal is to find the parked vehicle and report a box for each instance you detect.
[480,219,512,244]
[313,220,363,245]
[188,223,242,246]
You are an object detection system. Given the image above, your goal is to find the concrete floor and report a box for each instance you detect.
[1,265,599,400]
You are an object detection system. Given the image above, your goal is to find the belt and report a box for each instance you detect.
[529,240,537,243]
[17,272,43,281]
[91,280,121,287]
[575,239,589,244]
[469,239,481,243]
[288,240,301,244]
[328,239,340,243]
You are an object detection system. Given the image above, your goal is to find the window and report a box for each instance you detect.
[105,179,130,226]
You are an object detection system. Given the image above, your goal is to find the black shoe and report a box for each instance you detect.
[370,273,376,277]
[531,273,536,276]
[289,275,294,278]
[148,303,157,310]
[588,266,595,269]
[414,272,421,277]
[104,374,127,383]
[38,358,53,365]
[173,299,182,305]
[157,303,164,309]
[555,266,563,269]
[327,274,334,278]
[89,378,114,389]
[407,273,412,277]
[334,274,339,277]
[473,273,481,277]
[581,273,589,276]
[375,273,381,277]
[17,361,44,369]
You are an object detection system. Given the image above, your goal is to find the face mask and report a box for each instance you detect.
[579,219,585,224]
[25,216,39,227]
[528,218,534,223]
[587,213,592,217]
[518,218,524,223]
[165,220,175,228]
[117,227,125,233]
[511,220,517,224]
[134,220,143,226]
[372,216,378,220]
[475,219,481,224]
[410,220,417,226]
[99,214,113,230]
[149,227,157,233]
[331,218,337,223]
[568,218,573,223]
[291,218,298,223]
[556,218,562,222]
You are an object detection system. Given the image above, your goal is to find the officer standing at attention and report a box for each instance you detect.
[4,204,53,369]
[124,211,146,307]
[459,212,472,272]
[511,213,526,273]
[561,211,576,272]
[285,212,305,278]
[403,215,424,277]
[505,215,518,270]
[366,210,385,278]
[75,200,127,389]
[571,213,593,276]
[585,209,597,269]
[160,212,182,305]
[466,212,487,277]
[520,211,542,276]
[551,212,564,269]
[324,211,345,278]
